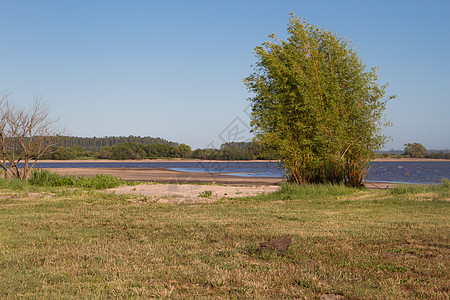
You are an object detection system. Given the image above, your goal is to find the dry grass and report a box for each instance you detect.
[0,183,448,299]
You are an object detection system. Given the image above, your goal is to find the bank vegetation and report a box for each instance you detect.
[0,177,448,298]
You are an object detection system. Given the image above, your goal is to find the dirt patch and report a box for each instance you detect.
[364,182,399,190]
[109,183,279,203]
[0,192,55,205]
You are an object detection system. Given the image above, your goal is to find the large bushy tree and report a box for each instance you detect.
[404,143,428,158]
[244,14,394,186]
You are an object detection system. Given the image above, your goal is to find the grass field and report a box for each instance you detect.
[0,179,448,299]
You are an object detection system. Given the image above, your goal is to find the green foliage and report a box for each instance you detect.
[403,143,428,158]
[28,169,128,189]
[42,145,94,160]
[199,190,213,198]
[0,176,30,191]
[97,146,113,159]
[78,174,130,189]
[388,178,449,198]
[29,169,75,187]
[48,135,186,160]
[59,135,179,148]
[110,143,142,160]
[175,143,192,158]
[243,14,394,186]
[191,141,274,160]
[255,182,360,201]
[51,147,77,160]
[94,142,194,160]
[191,148,222,160]
[146,143,178,159]
[426,151,450,159]
[43,138,273,161]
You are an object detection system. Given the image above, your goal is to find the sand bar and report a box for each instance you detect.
[49,166,283,203]
[50,167,283,186]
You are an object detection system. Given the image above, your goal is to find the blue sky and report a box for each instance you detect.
[1,0,449,150]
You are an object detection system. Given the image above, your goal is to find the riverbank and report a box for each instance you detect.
[36,157,450,163]
[50,167,283,186]
[36,158,449,189]
[33,158,449,189]
[50,167,398,191]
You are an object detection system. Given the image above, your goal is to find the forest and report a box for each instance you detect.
[42,136,450,161]
[44,136,273,161]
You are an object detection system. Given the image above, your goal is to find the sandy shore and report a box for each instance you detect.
[48,166,283,202]
[33,158,432,202]
[44,163,403,203]
[109,183,280,203]
[106,181,398,204]
[50,167,398,191]
[50,167,283,186]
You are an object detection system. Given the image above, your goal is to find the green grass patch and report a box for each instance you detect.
[252,182,361,201]
[28,169,131,189]
[199,190,213,198]
[0,181,448,298]
[388,178,449,199]
[0,176,31,191]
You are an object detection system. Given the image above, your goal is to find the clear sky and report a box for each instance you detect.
[1,0,449,150]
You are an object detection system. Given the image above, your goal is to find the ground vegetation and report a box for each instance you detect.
[0,179,447,298]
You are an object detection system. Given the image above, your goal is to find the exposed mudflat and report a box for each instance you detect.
[109,183,280,203]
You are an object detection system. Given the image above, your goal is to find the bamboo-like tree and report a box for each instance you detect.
[0,94,61,179]
[243,14,395,186]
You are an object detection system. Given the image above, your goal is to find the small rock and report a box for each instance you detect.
[259,235,293,253]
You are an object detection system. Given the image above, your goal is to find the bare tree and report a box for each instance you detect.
[0,94,61,180]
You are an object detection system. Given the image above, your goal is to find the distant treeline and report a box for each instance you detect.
[36,136,450,161]
[58,136,179,149]
[192,142,273,160]
[378,152,450,159]
[425,152,450,159]
[377,144,450,159]
[45,136,274,160]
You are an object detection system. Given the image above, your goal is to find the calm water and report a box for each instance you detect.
[30,160,450,184]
